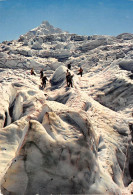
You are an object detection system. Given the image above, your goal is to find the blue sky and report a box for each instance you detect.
[0,0,133,42]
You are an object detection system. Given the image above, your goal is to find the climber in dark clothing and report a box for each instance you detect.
[42,76,48,88]
[31,68,36,75]
[66,70,70,87]
[40,69,44,79]
[67,63,71,70]
[77,67,83,77]
[66,70,73,87]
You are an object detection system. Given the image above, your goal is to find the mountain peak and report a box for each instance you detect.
[41,20,51,26]
[24,21,65,40]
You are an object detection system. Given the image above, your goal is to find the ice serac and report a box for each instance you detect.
[0,21,133,194]
[1,105,121,195]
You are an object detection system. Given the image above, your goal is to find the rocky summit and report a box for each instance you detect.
[0,21,133,195]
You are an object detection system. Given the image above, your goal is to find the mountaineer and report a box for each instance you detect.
[31,68,36,75]
[67,63,71,70]
[66,69,73,87]
[77,67,83,77]
[42,75,48,88]
[40,69,44,79]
